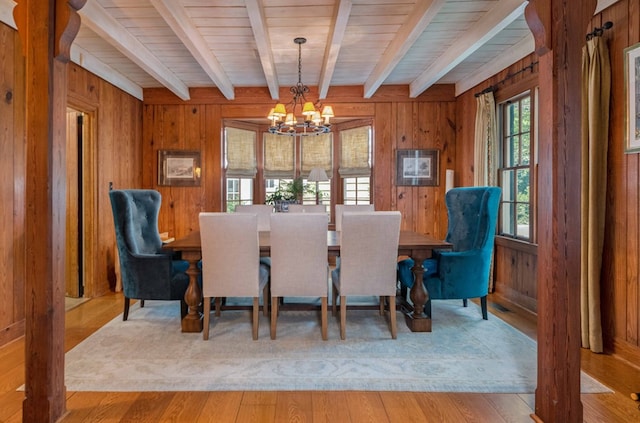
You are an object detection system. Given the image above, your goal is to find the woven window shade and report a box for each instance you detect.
[339,126,371,177]
[301,133,332,177]
[264,133,295,179]
[226,127,257,178]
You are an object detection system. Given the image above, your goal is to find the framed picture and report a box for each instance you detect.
[396,149,439,186]
[158,150,201,186]
[625,42,640,153]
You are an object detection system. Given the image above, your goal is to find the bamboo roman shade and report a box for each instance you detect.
[225,127,257,178]
[301,133,332,178]
[339,126,371,177]
[264,133,295,179]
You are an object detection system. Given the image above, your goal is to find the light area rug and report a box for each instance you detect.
[63,299,611,393]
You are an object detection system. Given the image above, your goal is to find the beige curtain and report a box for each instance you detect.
[339,126,371,177]
[581,36,610,353]
[473,92,498,186]
[301,133,332,177]
[264,133,295,179]
[226,127,256,177]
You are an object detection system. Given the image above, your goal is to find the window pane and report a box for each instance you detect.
[517,168,530,202]
[501,203,515,236]
[343,177,370,204]
[516,203,530,239]
[521,133,531,165]
[501,170,514,201]
[506,102,519,135]
[521,97,531,132]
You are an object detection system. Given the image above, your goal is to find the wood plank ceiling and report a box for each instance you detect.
[0,0,616,102]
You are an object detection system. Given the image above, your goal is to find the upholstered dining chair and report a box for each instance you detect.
[109,189,190,321]
[397,186,501,320]
[334,204,374,231]
[332,211,401,339]
[269,213,329,340]
[234,204,273,231]
[287,204,326,213]
[199,212,270,340]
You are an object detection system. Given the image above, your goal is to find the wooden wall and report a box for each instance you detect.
[455,0,640,365]
[0,21,143,346]
[0,22,25,347]
[141,86,457,241]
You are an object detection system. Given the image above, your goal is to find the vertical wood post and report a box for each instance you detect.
[524,1,596,422]
[13,1,85,422]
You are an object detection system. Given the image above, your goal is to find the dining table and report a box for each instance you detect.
[169,230,451,333]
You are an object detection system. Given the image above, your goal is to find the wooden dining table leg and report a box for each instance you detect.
[403,250,432,332]
[181,250,203,332]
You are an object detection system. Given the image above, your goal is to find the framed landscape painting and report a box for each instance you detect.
[625,42,640,153]
[396,149,439,186]
[158,150,201,186]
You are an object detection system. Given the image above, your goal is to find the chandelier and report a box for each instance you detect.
[268,37,334,135]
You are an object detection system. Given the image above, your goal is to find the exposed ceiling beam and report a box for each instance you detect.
[318,0,352,100]
[79,0,190,101]
[455,34,534,96]
[0,0,15,29]
[246,0,279,100]
[70,45,143,100]
[410,0,527,98]
[149,0,234,100]
[363,0,446,99]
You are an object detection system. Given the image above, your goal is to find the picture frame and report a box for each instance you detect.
[158,150,201,186]
[625,42,640,153]
[396,149,439,186]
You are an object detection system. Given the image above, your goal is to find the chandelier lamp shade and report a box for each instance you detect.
[268,37,334,136]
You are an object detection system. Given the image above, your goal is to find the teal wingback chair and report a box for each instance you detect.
[109,189,190,320]
[397,186,501,320]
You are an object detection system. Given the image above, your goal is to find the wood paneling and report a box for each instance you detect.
[142,88,456,241]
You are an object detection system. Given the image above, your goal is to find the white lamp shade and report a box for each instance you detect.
[308,167,329,182]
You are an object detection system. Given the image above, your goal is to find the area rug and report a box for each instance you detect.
[63,299,611,393]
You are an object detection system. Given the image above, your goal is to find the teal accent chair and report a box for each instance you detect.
[109,189,190,320]
[397,186,501,320]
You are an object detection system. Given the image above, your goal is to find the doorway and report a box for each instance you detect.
[65,107,86,299]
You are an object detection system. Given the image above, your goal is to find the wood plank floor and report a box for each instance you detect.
[1,292,640,422]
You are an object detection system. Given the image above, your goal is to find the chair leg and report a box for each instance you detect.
[263,283,270,317]
[332,284,338,316]
[379,295,384,315]
[203,296,211,340]
[252,297,259,340]
[462,298,468,307]
[389,295,397,339]
[321,297,328,341]
[215,297,222,317]
[140,299,145,308]
[270,296,278,340]
[481,295,488,320]
[340,296,346,340]
[123,297,130,321]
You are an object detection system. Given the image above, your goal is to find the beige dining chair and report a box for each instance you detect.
[287,204,326,213]
[199,212,270,340]
[269,213,329,340]
[331,211,401,339]
[334,204,374,231]
[234,204,273,231]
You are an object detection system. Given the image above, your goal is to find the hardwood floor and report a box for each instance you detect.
[1,292,639,422]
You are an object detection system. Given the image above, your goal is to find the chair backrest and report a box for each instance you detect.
[444,187,501,252]
[109,189,163,255]
[199,212,261,298]
[269,213,328,297]
[339,211,401,296]
[287,204,326,214]
[234,204,274,231]
[334,204,374,231]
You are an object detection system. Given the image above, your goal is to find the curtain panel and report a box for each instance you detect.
[339,126,371,177]
[580,36,610,353]
[473,92,497,187]
[226,127,257,178]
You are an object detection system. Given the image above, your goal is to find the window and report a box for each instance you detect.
[498,92,535,241]
[224,127,256,211]
[339,126,371,205]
